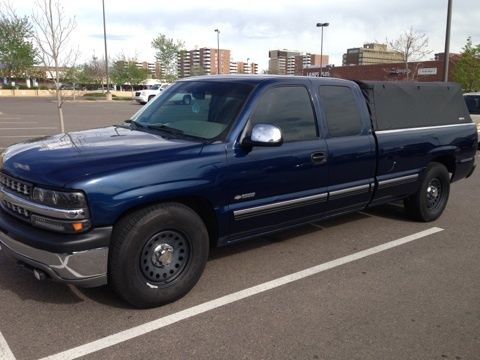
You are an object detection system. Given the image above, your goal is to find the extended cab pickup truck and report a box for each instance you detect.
[0,76,477,308]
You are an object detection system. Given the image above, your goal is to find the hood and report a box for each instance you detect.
[0,126,204,187]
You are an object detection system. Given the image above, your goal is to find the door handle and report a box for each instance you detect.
[311,152,327,164]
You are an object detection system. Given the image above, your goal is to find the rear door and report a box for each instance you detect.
[317,84,377,214]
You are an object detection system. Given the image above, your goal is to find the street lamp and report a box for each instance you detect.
[214,29,220,75]
[102,0,111,100]
[443,0,452,82]
[316,22,329,77]
[247,57,250,74]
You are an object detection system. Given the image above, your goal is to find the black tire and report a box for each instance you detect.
[148,95,155,102]
[109,203,209,308]
[404,162,450,222]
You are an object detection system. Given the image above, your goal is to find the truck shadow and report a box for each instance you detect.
[0,205,410,308]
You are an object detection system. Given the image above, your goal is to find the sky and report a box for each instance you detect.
[10,0,480,72]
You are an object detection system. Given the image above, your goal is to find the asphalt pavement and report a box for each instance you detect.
[0,97,479,360]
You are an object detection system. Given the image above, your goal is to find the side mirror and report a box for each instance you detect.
[244,124,283,147]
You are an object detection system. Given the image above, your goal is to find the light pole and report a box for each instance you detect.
[102,0,111,100]
[443,0,452,82]
[214,29,220,75]
[316,22,329,77]
[247,57,250,74]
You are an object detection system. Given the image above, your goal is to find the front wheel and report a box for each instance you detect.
[404,162,450,222]
[109,203,209,308]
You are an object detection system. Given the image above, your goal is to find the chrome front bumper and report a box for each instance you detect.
[0,230,108,287]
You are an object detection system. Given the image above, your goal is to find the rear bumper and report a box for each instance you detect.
[0,230,108,287]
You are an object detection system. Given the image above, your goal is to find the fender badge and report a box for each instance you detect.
[234,192,256,201]
[13,162,30,171]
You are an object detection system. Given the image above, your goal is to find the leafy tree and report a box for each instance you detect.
[78,55,105,89]
[453,37,480,92]
[0,2,37,81]
[151,34,184,82]
[388,27,431,80]
[110,57,149,96]
[61,64,82,99]
[190,64,206,76]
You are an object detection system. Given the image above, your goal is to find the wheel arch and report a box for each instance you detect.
[113,195,219,248]
[430,154,455,179]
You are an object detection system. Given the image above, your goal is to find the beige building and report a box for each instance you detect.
[342,43,404,66]
[269,50,328,75]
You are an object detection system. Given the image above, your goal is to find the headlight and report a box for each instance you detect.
[30,187,90,233]
[32,187,88,209]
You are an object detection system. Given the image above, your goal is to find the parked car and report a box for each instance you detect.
[133,83,170,104]
[463,92,480,146]
[0,76,477,308]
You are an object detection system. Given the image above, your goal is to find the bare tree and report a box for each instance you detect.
[31,0,76,133]
[388,27,431,80]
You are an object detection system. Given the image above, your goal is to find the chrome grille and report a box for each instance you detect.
[1,199,30,218]
[0,173,32,196]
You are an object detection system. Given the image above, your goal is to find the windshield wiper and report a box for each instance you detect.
[124,119,148,130]
[145,124,185,135]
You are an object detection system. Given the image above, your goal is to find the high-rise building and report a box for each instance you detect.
[342,43,404,66]
[230,61,259,74]
[177,47,231,78]
[269,50,328,75]
[268,50,300,74]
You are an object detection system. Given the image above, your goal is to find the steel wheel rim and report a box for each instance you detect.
[426,178,442,209]
[140,230,190,284]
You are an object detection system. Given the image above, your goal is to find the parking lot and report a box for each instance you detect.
[1,97,479,360]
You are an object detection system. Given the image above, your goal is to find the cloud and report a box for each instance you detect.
[10,0,480,71]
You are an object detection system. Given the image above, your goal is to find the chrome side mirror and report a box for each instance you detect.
[247,124,283,147]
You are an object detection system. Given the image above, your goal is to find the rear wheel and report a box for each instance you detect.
[404,162,450,222]
[109,203,209,308]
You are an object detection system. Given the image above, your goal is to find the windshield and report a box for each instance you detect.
[130,81,254,140]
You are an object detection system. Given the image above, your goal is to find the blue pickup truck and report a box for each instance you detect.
[0,76,477,307]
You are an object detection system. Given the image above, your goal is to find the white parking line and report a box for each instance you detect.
[0,127,56,130]
[0,135,50,138]
[40,227,444,360]
[0,331,15,360]
[0,121,38,124]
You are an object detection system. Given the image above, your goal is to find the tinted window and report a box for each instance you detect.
[250,86,317,142]
[319,86,362,137]
[465,95,480,115]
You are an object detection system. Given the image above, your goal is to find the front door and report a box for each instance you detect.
[224,84,329,241]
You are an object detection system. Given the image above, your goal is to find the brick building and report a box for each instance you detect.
[230,61,259,74]
[177,48,231,77]
[303,54,461,82]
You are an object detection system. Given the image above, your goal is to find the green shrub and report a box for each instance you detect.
[83,92,117,98]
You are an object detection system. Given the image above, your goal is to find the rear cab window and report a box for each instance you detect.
[318,85,363,137]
